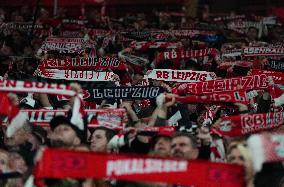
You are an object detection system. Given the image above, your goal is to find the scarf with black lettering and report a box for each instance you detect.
[36,69,115,82]
[248,133,284,172]
[156,48,219,62]
[173,74,269,95]
[243,47,284,57]
[222,49,243,58]
[146,69,216,83]
[34,148,244,187]
[38,57,126,70]
[39,37,94,53]
[212,112,284,137]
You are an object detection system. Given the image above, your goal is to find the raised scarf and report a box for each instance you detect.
[38,57,126,70]
[34,148,244,187]
[146,69,216,82]
[173,74,269,95]
[156,48,219,62]
[213,112,284,137]
[0,80,75,96]
[2,109,126,129]
[36,69,115,82]
[243,47,284,57]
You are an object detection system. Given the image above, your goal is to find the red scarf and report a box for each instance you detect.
[1,109,126,129]
[156,48,219,62]
[0,93,19,119]
[174,90,249,104]
[173,74,269,95]
[248,133,284,172]
[130,41,182,51]
[38,57,126,70]
[0,80,75,96]
[213,112,284,137]
[250,69,284,84]
[36,69,115,82]
[34,148,244,187]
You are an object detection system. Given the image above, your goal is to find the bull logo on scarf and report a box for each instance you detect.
[220,120,232,132]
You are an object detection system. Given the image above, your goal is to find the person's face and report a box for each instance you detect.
[90,129,108,152]
[227,148,245,166]
[247,28,258,41]
[5,128,28,147]
[9,152,28,174]
[53,124,80,146]
[153,137,171,157]
[0,151,9,171]
[170,136,198,159]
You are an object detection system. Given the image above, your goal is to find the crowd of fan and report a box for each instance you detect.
[0,4,284,187]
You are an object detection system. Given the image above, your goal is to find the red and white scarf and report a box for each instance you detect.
[130,41,182,51]
[1,109,126,129]
[248,133,284,172]
[39,37,93,52]
[156,48,219,62]
[34,148,244,187]
[38,57,126,70]
[243,47,284,57]
[146,69,216,82]
[174,90,249,104]
[250,69,284,84]
[0,80,75,96]
[218,60,253,70]
[36,69,115,81]
[221,49,243,58]
[173,74,270,95]
[213,112,284,137]
[213,15,246,22]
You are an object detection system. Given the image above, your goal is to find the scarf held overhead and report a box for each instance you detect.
[213,112,284,137]
[34,148,245,187]
[37,69,115,81]
[0,80,75,96]
[174,90,249,104]
[1,109,126,129]
[156,48,219,62]
[38,57,126,70]
[93,86,163,99]
[174,74,269,95]
[146,69,216,82]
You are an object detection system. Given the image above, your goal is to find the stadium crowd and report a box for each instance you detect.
[0,2,284,187]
